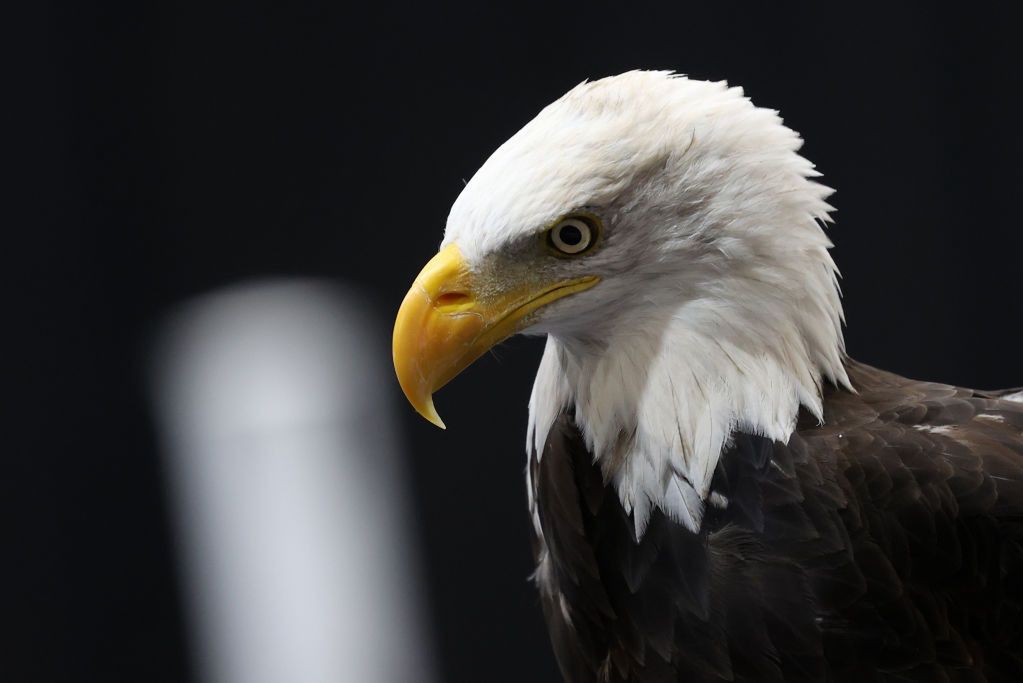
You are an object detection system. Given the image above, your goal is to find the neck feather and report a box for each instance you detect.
[527,273,848,539]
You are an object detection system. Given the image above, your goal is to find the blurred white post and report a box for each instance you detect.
[151,281,434,683]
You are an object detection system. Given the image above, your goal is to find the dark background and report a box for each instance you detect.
[11,2,1023,681]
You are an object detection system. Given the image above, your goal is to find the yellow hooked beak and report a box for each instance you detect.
[393,244,598,428]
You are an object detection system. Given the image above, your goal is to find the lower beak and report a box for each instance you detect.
[392,244,598,428]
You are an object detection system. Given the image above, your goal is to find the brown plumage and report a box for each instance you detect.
[530,360,1023,682]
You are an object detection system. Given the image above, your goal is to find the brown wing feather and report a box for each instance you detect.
[530,359,1023,682]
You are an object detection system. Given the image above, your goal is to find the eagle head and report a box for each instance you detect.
[393,70,848,533]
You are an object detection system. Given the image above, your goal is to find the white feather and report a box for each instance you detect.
[914,424,956,435]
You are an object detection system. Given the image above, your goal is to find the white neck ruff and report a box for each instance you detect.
[527,272,849,539]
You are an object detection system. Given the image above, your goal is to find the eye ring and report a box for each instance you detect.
[547,216,596,256]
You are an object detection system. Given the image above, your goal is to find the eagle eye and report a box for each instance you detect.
[547,216,598,256]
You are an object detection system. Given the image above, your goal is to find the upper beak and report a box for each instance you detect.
[392,244,598,428]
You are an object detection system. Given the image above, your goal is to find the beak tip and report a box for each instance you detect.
[421,396,446,429]
[419,397,447,430]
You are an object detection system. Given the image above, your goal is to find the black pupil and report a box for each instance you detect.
[559,224,583,246]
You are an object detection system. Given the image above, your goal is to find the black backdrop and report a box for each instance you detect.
[11,2,1023,681]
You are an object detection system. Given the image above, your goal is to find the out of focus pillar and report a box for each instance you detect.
[151,281,434,683]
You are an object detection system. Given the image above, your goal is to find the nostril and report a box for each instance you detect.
[435,291,472,309]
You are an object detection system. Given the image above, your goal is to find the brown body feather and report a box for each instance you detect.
[530,360,1023,682]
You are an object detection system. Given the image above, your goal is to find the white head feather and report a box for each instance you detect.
[443,71,849,538]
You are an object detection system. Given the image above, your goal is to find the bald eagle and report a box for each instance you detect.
[392,71,1023,682]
